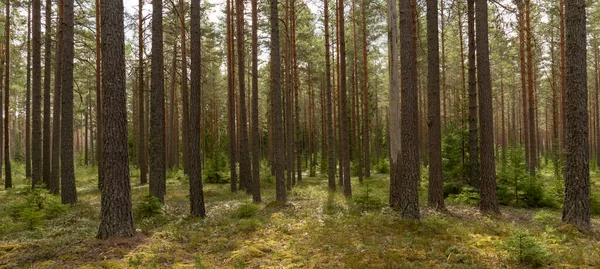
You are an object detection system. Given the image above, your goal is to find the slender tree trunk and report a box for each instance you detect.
[150,0,166,203]
[526,0,536,176]
[361,0,370,178]
[42,0,52,185]
[85,93,89,165]
[226,0,237,192]
[60,0,77,204]
[562,0,590,230]
[179,0,189,175]
[271,0,286,202]
[97,0,136,239]
[251,0,261,202]
[476,0,499,214]
[168,43,178,169]
[440,0,446,127]
[50,0,63,195]
[338,0,351,197]
[467,0,478,188]
[388,0,401,207]
[4,0,11,189]
[189,0,206,217]
[32,0,42,188]
[325,0,336,190]
[138,0,147,185]
[95,0,103,190]
[397,0,419,219]
[426,0,443,209]
[236,0,250,193]
[26,0,32,178]
[595,44,600,168]
[559,0,566,151]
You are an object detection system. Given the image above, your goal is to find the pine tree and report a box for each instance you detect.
[97,0,136,239]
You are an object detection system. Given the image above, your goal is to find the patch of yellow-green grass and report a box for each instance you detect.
[2,164,600,268]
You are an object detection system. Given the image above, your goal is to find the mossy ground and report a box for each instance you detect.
[1,163,600,268]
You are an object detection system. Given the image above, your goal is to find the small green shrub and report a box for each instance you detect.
[442,182,463,198]
[591,191,600,215]
[19,207,45,230]
[135,195,163,218]
[375,159,389,174]
[533,210,557,226]
[500,231,551,267]
[203,152,230,184]
[447,186,479,206]
[352,184,384,211]
[231,202,260,219]
[520,180,544,208]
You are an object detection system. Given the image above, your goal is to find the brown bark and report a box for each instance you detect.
[476,0,499,214]
[189,0,206,217]
[50,0,63,195]
[97,0,136,239]
[32,0,42,187]
[226,0,237,192]
[138,0,147,185]
[339,0,351,197]
[60,0,77,204]
[467,0,478,188]
[251,0,261,202]
[426,0,443,209]
[397,0,419,219]
[325,0,336,189]
[388,0,400,207]
[95,0,103,190]
[271,0,286,202]
[179,0,189,175]
[26,0,31,178]
[361,0,370,178]
[526,0,536,176]
[236,0,251,192]
[4,0,11,189]
[562,0,590,230]
[42,0,52,184]
[150,0,166,203]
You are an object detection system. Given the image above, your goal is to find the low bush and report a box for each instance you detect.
[135,195,163,218]
[232,202,260,219]
[500,230,551,267]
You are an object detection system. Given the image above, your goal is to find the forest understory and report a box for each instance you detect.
[1,162,600,268]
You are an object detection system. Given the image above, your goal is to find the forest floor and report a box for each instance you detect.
[1,164,600,268]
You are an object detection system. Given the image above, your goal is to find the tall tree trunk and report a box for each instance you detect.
[440,0,446,127]
[526,0,536,176]
[476,0,499,214]
[387,0,401,206]
[26,0,32,178]
[325,0,336,190]
[43,0,52,186]
[168,43,178,169]
[226,0,237,192]
[138,0,147,185]
[595,44,600,168]
[562,0,590,230]
[467,0,478,188]
[397,0,419,219]
[426,0,443,210]
[361,0,370,178]
[271,0,286,202]
[179,0,189,175]
[338,0,351,197]
[559,0,566,151]
[50,0,63,195]
[251,0,261,202]
[150,0,166,203]
[236,0,250,193]
[60,0,77,205]
[189,0,206,217]
[4,0,11,189]
[97,0,136,239]
[517,5,529,170]
[32,0,42,188]
[95,0,103,190]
